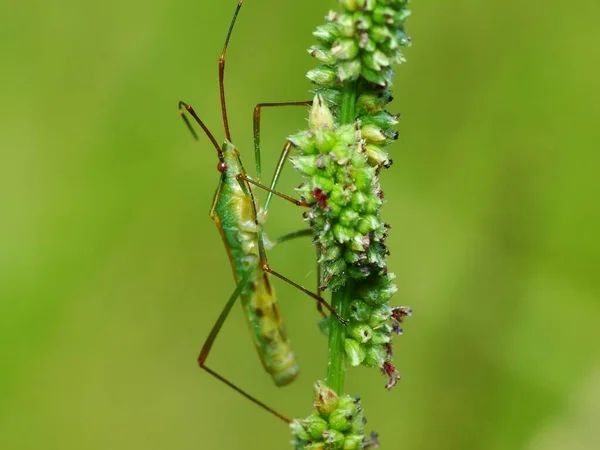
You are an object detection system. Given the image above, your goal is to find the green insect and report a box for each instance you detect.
[178,0,343,423]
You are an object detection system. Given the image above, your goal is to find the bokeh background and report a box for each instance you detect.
[1,0,599,449]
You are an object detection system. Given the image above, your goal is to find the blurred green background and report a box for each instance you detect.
[1,0,599,449]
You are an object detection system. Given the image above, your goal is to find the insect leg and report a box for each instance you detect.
[263,264,345,324]
[271,228,312,246]
[237,173,310,207]
[219,0,245,142]
[253,101,312,181]
[315,246,325,317]
[178,101,225,163]
[271,229,325,318]
[198,269,291,424]
[270,229,326,319]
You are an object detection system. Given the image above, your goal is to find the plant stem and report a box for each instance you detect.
[325,80,358,395]
[326,283,351,394]
[339,81,357,125]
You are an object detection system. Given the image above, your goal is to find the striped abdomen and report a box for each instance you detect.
[211,144,298,386]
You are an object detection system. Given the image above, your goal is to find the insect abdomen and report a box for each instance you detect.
[240,270,299,386]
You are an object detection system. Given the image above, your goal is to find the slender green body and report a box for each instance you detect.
[210,141,299,386]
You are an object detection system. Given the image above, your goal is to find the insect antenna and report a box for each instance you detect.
[178,101,225,164]
[219,0,244,142]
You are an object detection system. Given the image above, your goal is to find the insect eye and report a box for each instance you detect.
[217,161,228,173]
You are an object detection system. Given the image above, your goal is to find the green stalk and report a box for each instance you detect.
[325,80,357,395]
[291,1,413,446]
[326,284,350,394]
[339,81,358,125]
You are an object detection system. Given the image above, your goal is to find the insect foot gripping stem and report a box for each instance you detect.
[263,264,347,325]
[290,381,380,450]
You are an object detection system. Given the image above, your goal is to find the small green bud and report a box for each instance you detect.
[336,395,359,412]
[312,127,338,150]
[357,214,380,235]
[323,245,342,262]
[364,143,390,167]
[313,23,339,43]
[353,167,373,191]
[338,59,362,81]
[338,123,360,143]
[363,344,386,367]
[333,224,353,243]
[357,0,376,10]
[335,13,355,37]
[292,155,319,176]
[329,145,351,166]
[326,257,347,278]
[290,420,312,441]
[343,248,363,265]
[361,124,387,144]
[397,29,411,47]
[349,407,366,434]
[361,65,387,86]
[313,175,335,194]
[343,434,365,449]
[349,299,372,322]
[345,338,366,366]
[309,46,336,64]
[362,36,377,52]
[304,443,326,450]
[314,381,339,417]
[356,93,385,114]
[363,49,391,71]
[331,38,359,60]
[296,185,313,202]
[373,6,395,25]
[310,95,335,129]
[339,208,360,227]
[323,429,345,448]
[364,194,381,214]
[371,330,391,345]
[304,414,330,440]
[341,0,359,12]
[328,202,343,218]
[356,273,397,305]
[315,88,342,106]
[354,13,371,33]
[348,323,373,344]
[363,110,400,128]
[371,25,392,43]
[329,409,353,432]
[350,233,367,252]
[288,131,311,150]
[307,65,338,87]
[369,304,392,327]
[350,191,368,211]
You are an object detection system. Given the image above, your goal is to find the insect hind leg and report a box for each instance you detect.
[197,269,291,424]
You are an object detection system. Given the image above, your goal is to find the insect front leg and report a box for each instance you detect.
[253,101,312,181]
